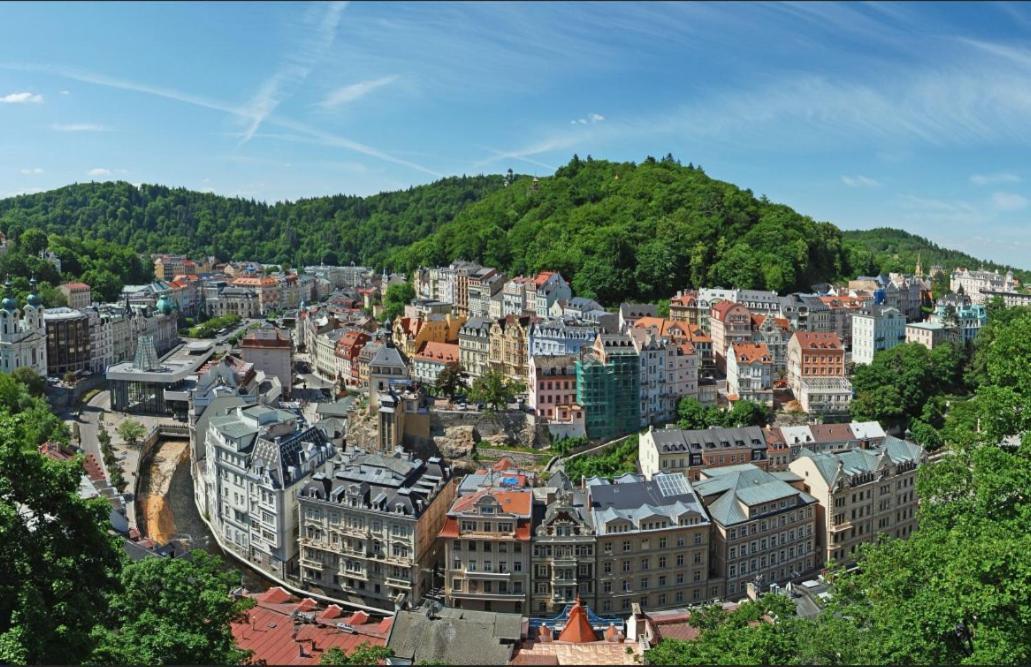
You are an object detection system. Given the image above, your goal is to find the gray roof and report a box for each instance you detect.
[588,472,709,534]
[315,396,355,417]
[694,464,816,527]
[619,303,658,319]
[300,449,450,518]
[796,437,925,487]
[370,341,407,368]
[251,424,332,488]
[387,605,522,665]
[459,316,492,335]
[648,426,767,455]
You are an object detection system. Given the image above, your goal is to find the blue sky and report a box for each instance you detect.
[2,2,1031,267]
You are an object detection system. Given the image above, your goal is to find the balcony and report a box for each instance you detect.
[465,569,512,580]
[385,576,413,589]
[300,557,323,571]
[452,589,525,601]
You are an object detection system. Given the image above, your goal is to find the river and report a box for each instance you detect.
[143,440,274,592]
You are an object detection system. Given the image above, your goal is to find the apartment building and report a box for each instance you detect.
[411,341,459,386]
[440,487,534,614]
[693,464,817,600]
[726,342,773,405]
[528,318,598,357]
[950,268,1019,304]
[528,354,578,420]
[58,281,92,309]
[43,307,91,375]
[789,437,925,568]
[488,314,532,386]
[787,332,845,398]
[669,290,703,327]
[531,478,596,614]
[751,314,789,375]
[204,405,335,578]
[531,271,572,316]
[458,317,492,378]
[851,306,906,365]
[576,334,641,441]
[240,324,293,396]
[629,327,696,427]
[296,448,456,610]
[905,321,960,350]
[639,425,769,482]
[588,472,712,614]
[709,301,752,370]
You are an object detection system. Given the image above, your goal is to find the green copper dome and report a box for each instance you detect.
[2,278,16,312]
[156,294,175,315]
[26,277,41,307]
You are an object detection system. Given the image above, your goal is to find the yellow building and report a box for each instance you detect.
[392,313,465,358]
[488,314,531,385]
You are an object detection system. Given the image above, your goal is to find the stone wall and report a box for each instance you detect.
[431,409,549,448]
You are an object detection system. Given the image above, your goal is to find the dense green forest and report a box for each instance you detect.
[1,156,1026,303]
[843,227,1031,284]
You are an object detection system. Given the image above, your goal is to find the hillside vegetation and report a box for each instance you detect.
[1,156,1025,302]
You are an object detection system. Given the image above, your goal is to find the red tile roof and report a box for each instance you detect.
[232,587,391,665]
[414,341,459,363]
[557,599,599,643]
[449,489,533,516]
[533,271,557,287]
[732,342,771,365]
[711,300,747,320]
[791,331,843,350]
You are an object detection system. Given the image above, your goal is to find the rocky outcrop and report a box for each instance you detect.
[433,425,479,460]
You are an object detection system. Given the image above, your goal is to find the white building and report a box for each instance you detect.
[203,404,335,578]
[851,306,906,365]
[629,328,698,427]
[726,342,773,405]
[950,268,1019,304]
[0,281,47,376]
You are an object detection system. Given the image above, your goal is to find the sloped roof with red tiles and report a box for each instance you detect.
[449,489,533,517]
[38,442,74,461]
[60,281,91,291]
[792,331,843,350]
[232,587,392,666]
[732,342,772,365]
[533,271,557,286]
[711,300,747,320]
[414,341,459,363]
[808,423,856,443]
[557,599,599,643]
[670,291,697,306]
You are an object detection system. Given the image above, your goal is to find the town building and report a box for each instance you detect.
[375,379,432,453]
[950,268,1019,304]
[387,604,523,666]
[576,334,641,441]
[203,283,261,319]
[618,303,658,331]
[153,254,198,280]
[709,301,753,370]
[297,448,455,610]
[411,341,460,387]
[43,306,91,375]
[531,271,572,316]
[0,280,47,376]
[488,314,532,386]
[108,338,214,415]
[588,472,712,613]
[693,464,817,599]
[639,426,770,482]
[905,321,959,350]
[368,338,411,412]
[851,305,906,365]
[528,318,599,357]
[930,301,988,343]
[204,404,335,579]
[240,324,293,396]
[392,313,464,359]
[440,486,535,614]
[458,316,492,379]
[530,475,597,614]
[629,327,696,427]
[787,331,845,399]
[726,342,773,405]
[58,281,92,309]
[528,354,578,420]
[669,290,703,327]
[980,289,1031,308]
[788,437,925,567]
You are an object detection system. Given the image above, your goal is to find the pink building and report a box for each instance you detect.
[529,354,577,419]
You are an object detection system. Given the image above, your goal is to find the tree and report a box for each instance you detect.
[677,396,714,429]
[89,550,255,665]
[18,228,48,256]
[382,281,415,322]
[320,642,393,665]
[63,370,78,386]
[433,361,466,401]
[10,367,44,397]
[116,419,147,448]
[468,369,524,413]
[0,433,123,664]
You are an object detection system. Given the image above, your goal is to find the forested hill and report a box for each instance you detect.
[1,155,1025,303]
[842,227,1030,284]
[0,175,506,270]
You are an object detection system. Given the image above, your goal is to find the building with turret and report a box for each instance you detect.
[0,278,47,376]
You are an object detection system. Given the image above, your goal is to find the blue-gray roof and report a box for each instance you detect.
[694,464,815,527]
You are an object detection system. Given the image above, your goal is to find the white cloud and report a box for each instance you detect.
[239,1,347,142]
[841,175,881,188]
[1,91,43,104]
[571,112,606,125]
[87,168,112,177]
[59,90,70,95]
[970,172,1020,186]
[320,75,399,108]
[51,123,107,132]
[19,168,43,175]
[991,191,1028,211]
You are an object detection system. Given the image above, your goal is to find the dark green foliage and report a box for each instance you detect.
[468,369,524,413]
[186,313,241,338]
[842,227,1030,284]
[0,426,123,664]
[0,371,67,447]
[433,361,466,400]
[563,434,638,481]
[319,643,393,665]
[0,177,505,269]
[382,281,415,322]
[677,397,770,430]
[89,550,255,665]
[393,158,852,302]
[850,342,967,437]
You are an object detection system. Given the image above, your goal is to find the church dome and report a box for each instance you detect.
[26,278,42,308]
[156,294,175,315]
[1,295,16,312]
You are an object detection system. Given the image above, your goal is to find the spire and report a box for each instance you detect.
[558,597,599,643]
